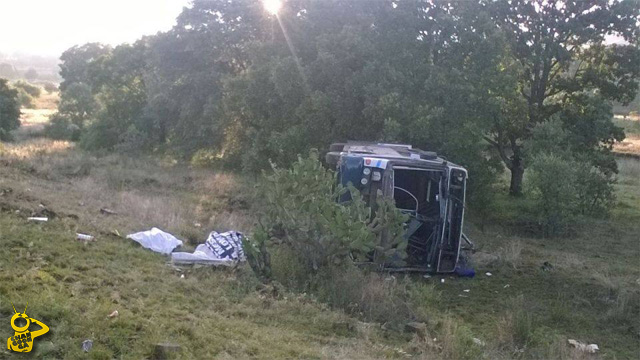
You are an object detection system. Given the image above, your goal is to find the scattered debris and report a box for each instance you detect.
[108,310,119,318]
[463,289,470,292]
[194,222,202,228]
[472,338,486,347]
[542,261,554,271]
[180,274,185,279]
[76,233,95,242]
[568,339,599,353]
[171,231,246,266]
[111,229,122,237]
[82,339,93,352]
[440,278,445,284]
[33,206,56,219]
[27,217,48,222]
[485,272,492,277]
[454,255,475,277]
[100,208,117,215]
[503,284,510,288]
[152,343,181,359]
[423,274,431,279]
[127,228,183,254]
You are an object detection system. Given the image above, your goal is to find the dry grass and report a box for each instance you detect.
[498,239,523,269]
[10,89,59,141]
[0,138,253,243]
[614,134,640,156]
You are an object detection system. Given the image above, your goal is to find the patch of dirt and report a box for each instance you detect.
[614,135,640,157]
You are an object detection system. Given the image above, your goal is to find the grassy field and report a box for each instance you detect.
[0,106,638,358]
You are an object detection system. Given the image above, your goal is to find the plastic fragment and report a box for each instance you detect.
[82,339,93,352]
[568,339,599,353]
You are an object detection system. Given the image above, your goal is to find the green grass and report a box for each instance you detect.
[0,215,410,359]
[1,136,638,359]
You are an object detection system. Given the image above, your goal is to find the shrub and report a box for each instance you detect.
[15,88,35,108]
[529,152,616,236]
[529,153,579,237]
[44,114,81,141]
[43,82,58,94]
[245,150,407,281]
[13,80,41,98]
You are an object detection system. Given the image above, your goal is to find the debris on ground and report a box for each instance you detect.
[463,289,470,292]
[485,272,492,277]
[472,338,486,347]
[27,217,48,222]
[171,231,245,266]
[542,261,554,271]
[32,205,57,219]
[440,278,445,283]
[568,339,599,353]
[82,339,93,352]
[76,233,95,242]
[108,310,119,318]
[126,228,183,254]
[454,255,476,277]
[100,208,117,215]
[503,284,510,288]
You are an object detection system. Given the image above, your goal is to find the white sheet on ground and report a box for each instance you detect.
[126,227,183,254]
[171,231,245,266]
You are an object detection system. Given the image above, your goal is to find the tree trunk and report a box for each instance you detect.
[509,158,524,196]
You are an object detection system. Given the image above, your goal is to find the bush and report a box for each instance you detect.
[79,119,121,150]
[13,80,41,98]
[529,153,579,237]
[15,88,35,108]
[43,82,58,94]
[44,114,81,141]
[245,150,408,281]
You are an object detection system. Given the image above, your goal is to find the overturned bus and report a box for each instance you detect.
[326,142,471,273]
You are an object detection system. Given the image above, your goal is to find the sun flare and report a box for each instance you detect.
[263,0,282,15]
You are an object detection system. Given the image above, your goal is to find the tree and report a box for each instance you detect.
[56,82,96,128]
[0,78,21,140]
[59,43,112,91]
[485,0,640,195]
[80,42,148,150]
[24,68,38,81]
[0,63,17,80]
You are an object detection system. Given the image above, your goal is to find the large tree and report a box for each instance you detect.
[485,0,640,195]
[59,43,112,91]
[0,78,21,140]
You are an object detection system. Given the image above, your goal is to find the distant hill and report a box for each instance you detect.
[0,52,61,83]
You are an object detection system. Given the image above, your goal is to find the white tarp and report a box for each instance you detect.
[126,228,183,254]
[171,231,246,266]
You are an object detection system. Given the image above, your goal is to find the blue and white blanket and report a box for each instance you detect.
[171,231,246,266]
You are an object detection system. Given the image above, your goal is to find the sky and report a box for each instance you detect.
[0,0,191,57]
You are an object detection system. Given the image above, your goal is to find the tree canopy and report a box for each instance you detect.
[0,78,21,140]
[53,0,640,201]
